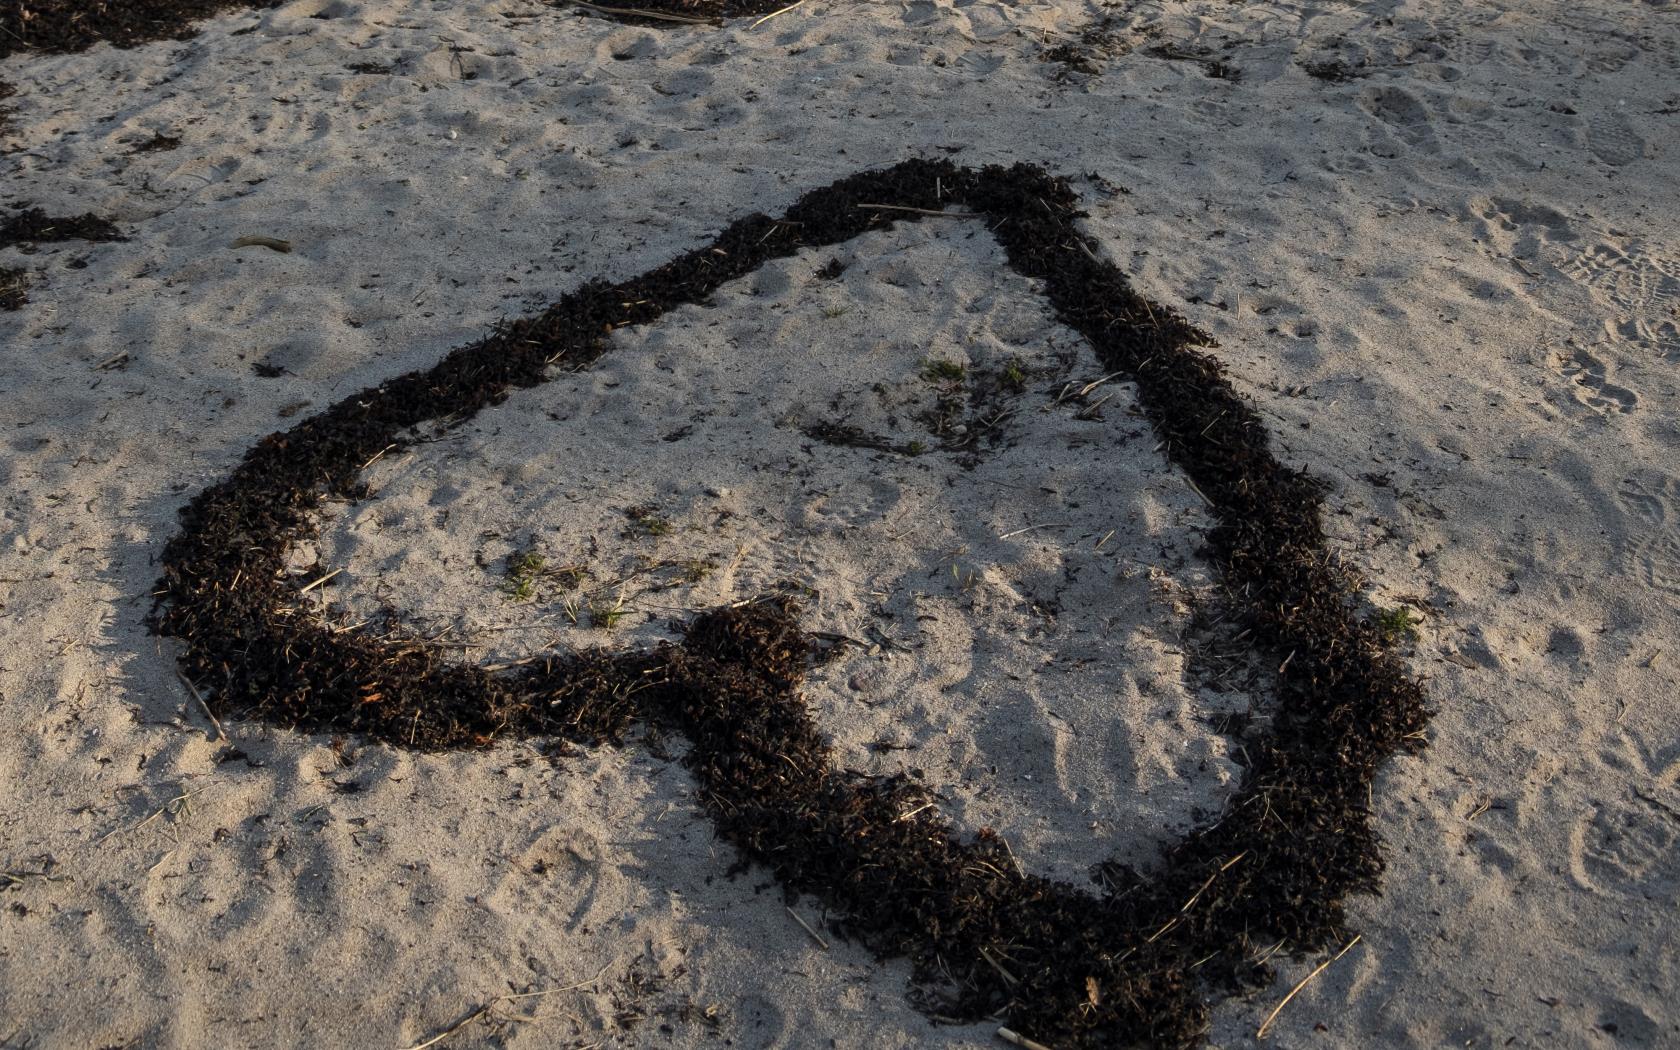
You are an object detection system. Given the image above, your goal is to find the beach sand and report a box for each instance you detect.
[1,0,1676,1046]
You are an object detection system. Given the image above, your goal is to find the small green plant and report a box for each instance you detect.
[1375,605,1420,642]
[625,505,673,537]
[920,358,967,383]
[502,547,546,602]
[1000,357,1028,391]
[905,439,928,456]
[822,305,849,319]
[678,558,716,584]
[502,546,586,602]
[590,590,628,630]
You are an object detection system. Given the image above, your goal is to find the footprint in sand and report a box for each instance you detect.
[1569,729,1680,898]
[493,826,611,932]
[1610,317,1680,361]
[1551,344,1639,415]
[1561,243,1680,311]
[1359,85,1440,155]
[1559,241,1680,355]
[1584,41,1642,74]
[1585,111,1651,166]
[1450,33,1506,68]
[1616,473,1680,596]
[599,29,664,64]
[1470,195,1578,264]
[796,475,903,534]
[1572,801,1680,896]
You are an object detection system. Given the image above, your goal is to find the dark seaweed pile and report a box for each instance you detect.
[152,160,1430,1048]
[0,208,125,308]
[543,0,805,25]
[0,265,25,309]
[0,206,125,249]
[0,1,282,57]
[0,0,778,54]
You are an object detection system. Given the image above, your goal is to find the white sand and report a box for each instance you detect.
[1,0,1677,1046]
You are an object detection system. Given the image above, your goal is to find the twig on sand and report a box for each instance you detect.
[546,0,720,24]
[1,868,67,888]
[894,801,936,823]
[399,1003,494,1050]
[749,0,807,27]
[100,786,203,842]
[361,443,398,470]
[298,568,342,594]
[545,958,619,993]
[401,961,624,1049]
[176,670,226,741]
[998,522,1062,540]
[1255,934,1362,1039]
[786,905,830,949]
[855,202,980,218]
[997,1027,1053,1050]
[1183,476,1215,507]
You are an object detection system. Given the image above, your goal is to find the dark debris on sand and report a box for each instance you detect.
[128,130,182,153]
[1301,58,1370,83]
[1040,18,1131,78]
[0,0,800,57]
[152,160,1431,1049]
[542,0,811,25]
[0,264,25,309]
[0,207,126,250]
[0,1,283,57]
[0,208,125,306]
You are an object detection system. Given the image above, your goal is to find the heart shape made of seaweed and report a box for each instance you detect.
[153,158,1430,1049]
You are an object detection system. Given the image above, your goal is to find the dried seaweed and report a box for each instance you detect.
[0,0,800,49]
[1147,43,1243,83]
[0,264,25,309]
[0,207,126,250]
[152,160,1430,1049]
[1040,18,1130,78]
[0,0,284,57]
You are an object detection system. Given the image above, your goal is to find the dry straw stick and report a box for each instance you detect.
[997,1027,1053,1050]
[854,202,981,218]
[1255,934,1363,1039]
[749,0,807,27]
[398,979,597,1050]
[399,1003,493,1050]
[786,905,830,950]
[99,786,203,842]
[546,0,719,23]
[298,568,343,594]
[175,670,226,741]
[998,522,1063,540]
